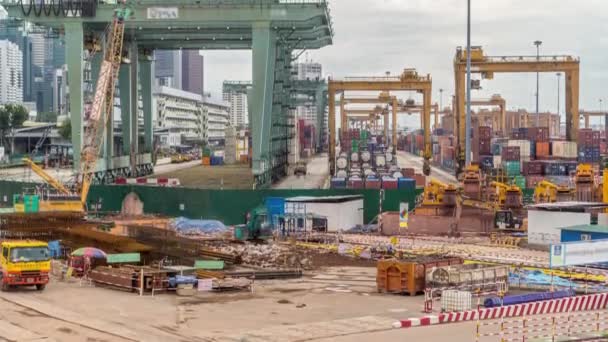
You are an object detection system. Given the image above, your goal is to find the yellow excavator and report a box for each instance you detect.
[575,163,595,202]
[19,11,127,213]
[533,180,572,203]
[422,179,458,206]
[488,181,523,208]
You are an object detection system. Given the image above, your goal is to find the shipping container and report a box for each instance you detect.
[365,177,382,189]
[381,177,398,190]
[347,177,364,189]
[507,140,531,157]
[376,257,463,295]
[523,161,543,175]
[502,146,521,161]
[493,155,502,168]
[397,178,416,191]
[551,141,578,159]
[536,141,550,158]
[526,175,545,188]
[512,175,526,189]
[503,161,521,176]
[330,178,347,189]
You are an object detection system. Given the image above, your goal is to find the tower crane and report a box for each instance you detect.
[19,9,128,213]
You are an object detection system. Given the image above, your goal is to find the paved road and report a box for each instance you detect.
[273,153,329,189]
[396,151,457,185]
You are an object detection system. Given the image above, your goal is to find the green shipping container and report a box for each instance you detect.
[360,130,369,140]
[352,145,359,153]
[351,139,359,148]
[22,195,39,213]
[512,175,526,190]
[202,147,212,157]
[503,161,521,177]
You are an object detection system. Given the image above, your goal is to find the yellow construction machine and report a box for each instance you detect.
[488,181,523,208]
[533,180,572,203]
[422,179,458,206]
[462,164,483,200]
[575,164,595,202]
[20,13,127,214]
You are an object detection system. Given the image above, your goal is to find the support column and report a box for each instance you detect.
[455,68,466,175]
[423,88,432,175]
[565,69,579,142]
[119,64,132,156]
[314,85,326,152]
[140,53,153,153]
[392,97,398,152]
[65,22,84,170]
[130,43,139,175]
[328,86,336,175]
[585,114,590,129]
[251,22,276,180]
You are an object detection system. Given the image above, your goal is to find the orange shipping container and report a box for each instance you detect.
[202,157,211,166]
[536,141,550,158]
[376,258,463,295]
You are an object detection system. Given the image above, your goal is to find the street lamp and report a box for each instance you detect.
[534,40,542,127]
[439,88,444,110]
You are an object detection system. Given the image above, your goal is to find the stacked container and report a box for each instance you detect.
[551,141,578,159]
[578,129,601,163]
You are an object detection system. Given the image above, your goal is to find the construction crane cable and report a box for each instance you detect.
[33,0,42,16]
[42,0,52,16]
[19,0,32,16]
[52,0,61,16]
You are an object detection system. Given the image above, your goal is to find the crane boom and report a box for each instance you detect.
[21,158,71,195]
[79,18,125,205]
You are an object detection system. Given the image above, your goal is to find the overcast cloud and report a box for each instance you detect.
[203,0,608,127]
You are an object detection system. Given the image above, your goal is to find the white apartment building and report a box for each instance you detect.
[0,40,22,104]
[154,86,204,148]
[223,91,248,128]
[294,61,322,81]
[203,94,231,146]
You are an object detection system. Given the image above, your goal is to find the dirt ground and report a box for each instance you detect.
[154,163,254,189]
[0,266,432,342]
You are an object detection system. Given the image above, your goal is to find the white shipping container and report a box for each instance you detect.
[551,141,577,158]
[441,290,472,312]
[493,155,502,168]
[507,140,531,156]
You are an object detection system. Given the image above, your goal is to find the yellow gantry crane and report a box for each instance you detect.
[453,46,580,175]
[328,69,433,175]
[21,15,126,213]
[533,180,572,203]
[579,110,608,129]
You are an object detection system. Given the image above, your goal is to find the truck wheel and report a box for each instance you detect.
[35,284,45,291]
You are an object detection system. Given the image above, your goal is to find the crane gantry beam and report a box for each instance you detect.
[453,46,580,176]
[452,94,507,135]
[328,69,432,175]
[579,110,608,129]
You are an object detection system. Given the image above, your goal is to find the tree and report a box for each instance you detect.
[59,118,71,141]
[0,104,28,152]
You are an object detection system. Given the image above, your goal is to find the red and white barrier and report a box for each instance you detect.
[393,292,608,329]
[114,178,180,186]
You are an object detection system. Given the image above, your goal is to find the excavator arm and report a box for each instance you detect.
[22,158,71,195]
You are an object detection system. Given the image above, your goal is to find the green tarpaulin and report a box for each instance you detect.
[107,253,140,264]
[194,260,225,270]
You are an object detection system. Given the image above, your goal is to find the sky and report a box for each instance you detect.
[202,0,608,127]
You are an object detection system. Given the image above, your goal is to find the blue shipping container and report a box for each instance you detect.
[330,177,347,189]
[397,178,416,191]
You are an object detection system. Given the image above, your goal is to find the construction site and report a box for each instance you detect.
[0,1,606,341]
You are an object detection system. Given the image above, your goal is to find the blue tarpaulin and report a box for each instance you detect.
[484,289,575,308]
[168,275,198,288]
[169,217,228,234]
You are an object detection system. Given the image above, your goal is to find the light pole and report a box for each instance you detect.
[439,88,444,110]
[465,0,472,167]
[556,73,561,136]
[600,99,604,133]
[534,40,542,127]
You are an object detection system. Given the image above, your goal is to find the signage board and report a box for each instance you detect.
[550,239,608,267]
[147,7,179,19]
[399,202,409,228]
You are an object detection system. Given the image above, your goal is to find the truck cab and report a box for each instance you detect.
[0,240,50,291]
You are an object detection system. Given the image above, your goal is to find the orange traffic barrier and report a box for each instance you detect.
[202,157,210,166]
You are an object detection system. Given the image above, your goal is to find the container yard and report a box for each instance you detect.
[0,1,606,342]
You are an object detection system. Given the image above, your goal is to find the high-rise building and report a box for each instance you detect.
[222,81,249,128]
[294,61,322,81]
[154,50,182,88]
[293,61,323,123]
[29,33,45,68]
[181,50,204,95]
[154,86,204,148]
[0,40,23,104]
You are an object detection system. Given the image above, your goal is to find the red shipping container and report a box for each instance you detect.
[365,179,382,189]
[536,141,550,158]
[403,168,416,177]
[348,178,364,189]
[523,161,543,175]
[381,177,398,189]
[502,146,520,161]
[478,126,492,139]
[526,175,545,188]
[413,174,426,188]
